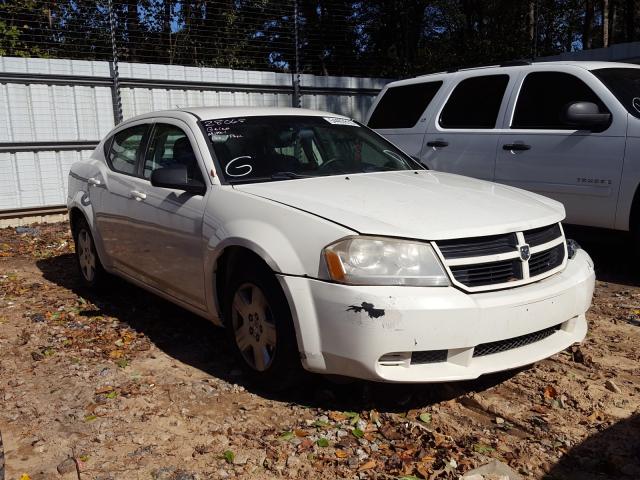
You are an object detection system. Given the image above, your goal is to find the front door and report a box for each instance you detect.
[124,120,209,309]
[495,70,627,228]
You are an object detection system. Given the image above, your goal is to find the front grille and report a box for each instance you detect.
[437,233,517,259]
[411,350,448,364]
[529,244,565,277]
[473,324,562,357]
[435,223,565,291]
[450,259,522,287]
[524,224,562,247]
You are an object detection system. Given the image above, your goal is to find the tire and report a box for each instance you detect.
[223,259,301,391]
[72,216,106,289]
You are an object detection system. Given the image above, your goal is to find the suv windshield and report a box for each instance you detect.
[200,115,422,183]
[593,67,640,118]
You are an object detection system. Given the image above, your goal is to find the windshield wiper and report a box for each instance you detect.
[270,171,312,180]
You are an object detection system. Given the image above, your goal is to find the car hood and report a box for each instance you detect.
[234,170,565,240]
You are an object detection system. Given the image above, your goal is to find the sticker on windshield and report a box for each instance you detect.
[323,117,359,127]
[633,97,640,114]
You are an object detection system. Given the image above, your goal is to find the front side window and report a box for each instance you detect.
[512,72,609,129]
[143,124,204,185]
[201,116,422,184]
[592,67,640,119]
[368,81,443,129]
[439,75,509,129]
[108,124,148,175]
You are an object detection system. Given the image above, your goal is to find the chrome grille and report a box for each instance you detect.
[434,223,566,292]
[473,324,562,357]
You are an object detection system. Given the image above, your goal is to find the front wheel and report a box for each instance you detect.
[223,260,300,390]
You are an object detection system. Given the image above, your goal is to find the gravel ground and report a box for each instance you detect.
[0,222,638,480]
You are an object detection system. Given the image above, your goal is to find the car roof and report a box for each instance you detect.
[384,60,640,88]
[122,107,350,124]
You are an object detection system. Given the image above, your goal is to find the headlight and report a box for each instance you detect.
[323,236,450,286]
[566,238,580,259]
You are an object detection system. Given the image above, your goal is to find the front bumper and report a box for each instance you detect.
[279,249,595,382]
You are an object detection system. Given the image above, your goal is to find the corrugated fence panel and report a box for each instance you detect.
[0,150,88,210]
[0,56,390,213]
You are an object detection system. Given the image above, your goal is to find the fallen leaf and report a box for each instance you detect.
[278,431,294,441]
[419,412,432,423]
[544,385,558,399]
[316,438,329,447]
[351,428,364,438]
[335,450,348,458]
[358,460,376,471]
[222,450,234,463]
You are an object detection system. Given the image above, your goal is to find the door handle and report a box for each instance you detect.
[130,190,147,201]
[426,140,449,148]
[87,177,101,186]
[503,143,531,151]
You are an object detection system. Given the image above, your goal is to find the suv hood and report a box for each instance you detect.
[234,170,564,240]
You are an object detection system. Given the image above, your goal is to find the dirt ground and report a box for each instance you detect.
[0,222,639,480]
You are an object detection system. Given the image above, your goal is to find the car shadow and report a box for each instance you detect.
[544,413,640,480]
[36,253,520,412]
[563,225,640,287]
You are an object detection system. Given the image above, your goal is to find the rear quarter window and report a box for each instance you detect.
[368,81,443,129]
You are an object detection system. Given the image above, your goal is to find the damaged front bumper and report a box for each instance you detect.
[278,249,595,382]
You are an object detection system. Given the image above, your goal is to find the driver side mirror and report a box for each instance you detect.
[150,165,205,195]
[562,101,611,131]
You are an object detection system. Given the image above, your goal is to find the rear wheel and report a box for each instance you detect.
[72,217,106,288]
[223,259,300,390]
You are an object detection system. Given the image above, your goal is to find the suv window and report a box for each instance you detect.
[108,125,148,175]
[512,72,609,129]
[439,75,509,129]
[592,67,640,119]
[143,124,204,184]
[368,81,443,129]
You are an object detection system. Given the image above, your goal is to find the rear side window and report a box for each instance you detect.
[368,81,442,129]
[107,125,148,175]
[512,72,609,129]
[439,75,509,129]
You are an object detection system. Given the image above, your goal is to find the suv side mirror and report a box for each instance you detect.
[150,165,205,195]
[562,101,611,130]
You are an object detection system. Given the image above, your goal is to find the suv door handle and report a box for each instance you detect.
[503,143,531,151]
[130,190,147,201]
[88,177,101,186]
[426,140,449,148]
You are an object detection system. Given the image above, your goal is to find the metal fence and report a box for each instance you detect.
[0,56,389,215]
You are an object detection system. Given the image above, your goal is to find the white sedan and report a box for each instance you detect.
[67,107,595,388]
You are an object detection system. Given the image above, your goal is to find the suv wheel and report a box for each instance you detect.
[223,259,300,390]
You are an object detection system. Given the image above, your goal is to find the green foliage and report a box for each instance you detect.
[0,0,638,76]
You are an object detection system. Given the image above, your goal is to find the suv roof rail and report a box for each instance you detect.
[445,59,532,74]
[499,59,532,67]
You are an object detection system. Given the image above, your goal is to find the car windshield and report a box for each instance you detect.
[592,67,640,119]
[200,115,422,183]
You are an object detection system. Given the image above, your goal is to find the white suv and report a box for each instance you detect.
[366,61,640,233]
[67,107,594,387]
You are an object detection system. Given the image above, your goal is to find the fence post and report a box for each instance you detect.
[108,0,124,124]
[291,0,301,108]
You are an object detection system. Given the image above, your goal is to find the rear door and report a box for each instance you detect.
[421,73,517,180]
[495,68,627,228]
[92,122,151,275]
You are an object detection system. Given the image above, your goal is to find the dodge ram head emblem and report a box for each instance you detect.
[519,244,531,261]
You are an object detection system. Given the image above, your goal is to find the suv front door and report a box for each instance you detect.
[495,69,627,228]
